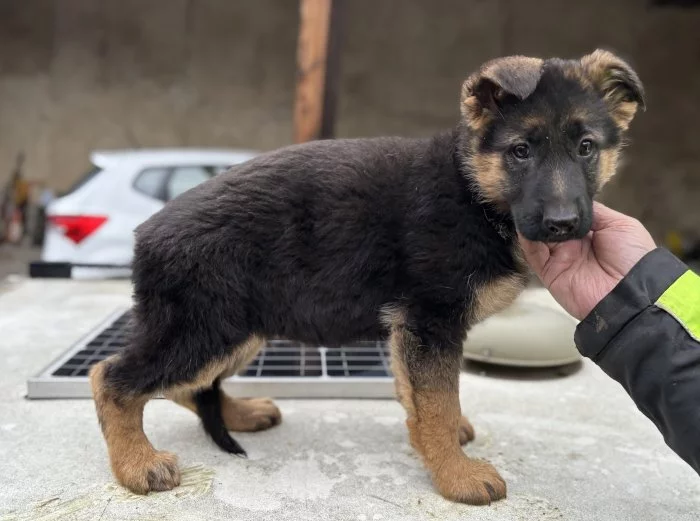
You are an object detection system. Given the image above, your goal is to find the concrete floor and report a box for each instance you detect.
[1,277,699,521]
[0,243,39,280]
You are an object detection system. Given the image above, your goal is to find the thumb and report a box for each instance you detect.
[590,200,629,232]
[517,233,550,277]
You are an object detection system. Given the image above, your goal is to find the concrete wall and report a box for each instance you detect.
[0,0,698,241]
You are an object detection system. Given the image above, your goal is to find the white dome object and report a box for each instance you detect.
[463,288,581,367]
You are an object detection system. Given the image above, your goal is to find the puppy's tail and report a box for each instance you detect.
[193,379,247,457]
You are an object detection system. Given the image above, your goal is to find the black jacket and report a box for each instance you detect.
[575,247,700,475]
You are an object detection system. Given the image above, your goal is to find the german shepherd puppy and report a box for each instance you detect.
[90,49,644,505]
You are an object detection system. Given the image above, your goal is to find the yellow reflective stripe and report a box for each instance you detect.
[655,270,700,342]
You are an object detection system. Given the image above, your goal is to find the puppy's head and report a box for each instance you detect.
[460,49,645,242]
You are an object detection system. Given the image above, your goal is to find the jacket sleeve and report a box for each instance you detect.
[574,247,700,475]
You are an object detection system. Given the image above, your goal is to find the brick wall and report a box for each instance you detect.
[0,0,698,241]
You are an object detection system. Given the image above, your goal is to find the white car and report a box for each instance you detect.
[41,148,258,278]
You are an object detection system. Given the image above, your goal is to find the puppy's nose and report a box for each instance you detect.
[543,208,580,236]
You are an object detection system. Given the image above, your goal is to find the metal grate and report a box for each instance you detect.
[27,308,395,399]
[50,312,131,377]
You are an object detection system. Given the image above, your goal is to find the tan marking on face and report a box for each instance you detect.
[511,241,528,274]
[522,115,545,130]
[598,148,620,190]
[495,117,545,147]
[552,170,566,197]
[565,110,607,144]
[500,131,527,147]
[568,105,596,122]
[470,152,507,204]
[580,87,637,130]
[472,273,527,323]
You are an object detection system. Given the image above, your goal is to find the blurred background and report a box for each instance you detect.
[0,0,699,278]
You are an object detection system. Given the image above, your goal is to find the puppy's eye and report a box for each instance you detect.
[512,144,530,160]
[578,139,594,157]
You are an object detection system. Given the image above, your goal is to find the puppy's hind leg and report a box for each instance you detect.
[191,379,247,456]
[90,356,180,494]
[90,309,257,494]
[167,335,281,455]
[173,380,282,455]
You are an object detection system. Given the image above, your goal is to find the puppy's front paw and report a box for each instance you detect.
[113,449,180,495]
[433,456,506,505]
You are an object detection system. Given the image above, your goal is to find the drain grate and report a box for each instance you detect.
[27,308,395,399]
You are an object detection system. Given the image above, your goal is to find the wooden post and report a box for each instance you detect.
[293,0,343,143]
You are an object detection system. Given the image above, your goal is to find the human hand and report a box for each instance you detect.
[518,201,657,321]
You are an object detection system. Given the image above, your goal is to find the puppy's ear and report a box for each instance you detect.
[580,49,645,130]
[461,56,544,131]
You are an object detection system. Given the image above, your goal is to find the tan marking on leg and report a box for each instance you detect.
[222,335,266,378]
[165,388,198,414]
[389,328,416,422]
[459,415,476,445]
[221,395,281,432]
[90,360,180,495]
[472,273,527,323]
[379,304,406,333]
[390,327,505,504]
[166,335,280,432]
[168,335,265,398]
[168,359,231,396]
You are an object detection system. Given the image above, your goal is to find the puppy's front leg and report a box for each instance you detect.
[390,325,505,505]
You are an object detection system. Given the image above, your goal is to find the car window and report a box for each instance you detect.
[166,166,214,200]
[134,168,169,200]
[61,165,102,197]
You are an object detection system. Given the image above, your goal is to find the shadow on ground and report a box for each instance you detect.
[462,359,583,381]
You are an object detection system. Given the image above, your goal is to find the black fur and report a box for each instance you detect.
[193,379,246,456]
[99,54,640,457]
[103,130,519,397]
[482,63,621,242]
